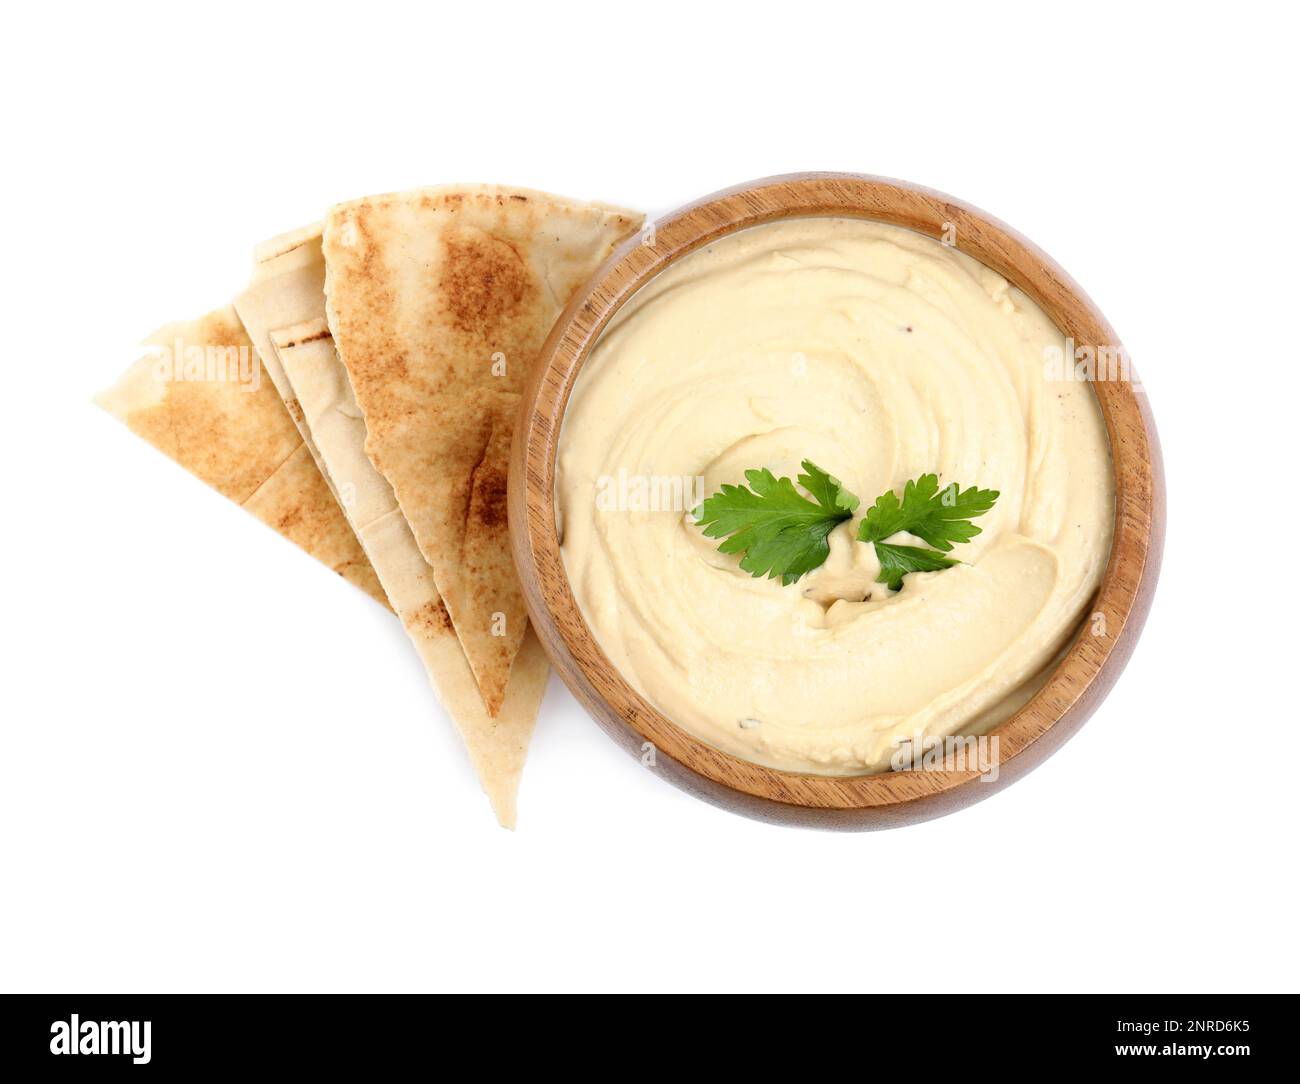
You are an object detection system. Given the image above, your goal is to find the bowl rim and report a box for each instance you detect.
[509,172,1165,829]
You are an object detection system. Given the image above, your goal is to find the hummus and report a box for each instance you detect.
[557,217,1114,775]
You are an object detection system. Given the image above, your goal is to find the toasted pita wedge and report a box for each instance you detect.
[268,314,549,826]
[322,186,642,714]
[96,306,388,607]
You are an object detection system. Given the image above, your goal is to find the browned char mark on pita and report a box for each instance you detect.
[439,228,533,336]
[411,597,455,635]
[465,407,511,537]
[277,329,333,350]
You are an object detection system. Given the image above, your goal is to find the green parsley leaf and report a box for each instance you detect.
[857,473,999,590]
[858,473,999,550]
[872,543,959,592]
[693,460,858,586]
[798,462,860,514]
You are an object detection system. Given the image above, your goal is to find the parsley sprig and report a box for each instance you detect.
[857,473,1000,590]
[694,463,998,591]
[693,460,858,586]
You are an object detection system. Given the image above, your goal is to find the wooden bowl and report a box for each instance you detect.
[509,173,1164,829]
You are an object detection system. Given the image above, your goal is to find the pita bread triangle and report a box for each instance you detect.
[321,185,642,715]
[237,225,549,825]
[96,305,388,608]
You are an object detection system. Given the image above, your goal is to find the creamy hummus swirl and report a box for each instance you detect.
[557,217,1114,775]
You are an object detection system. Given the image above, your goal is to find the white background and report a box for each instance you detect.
[2,2,1295,993]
